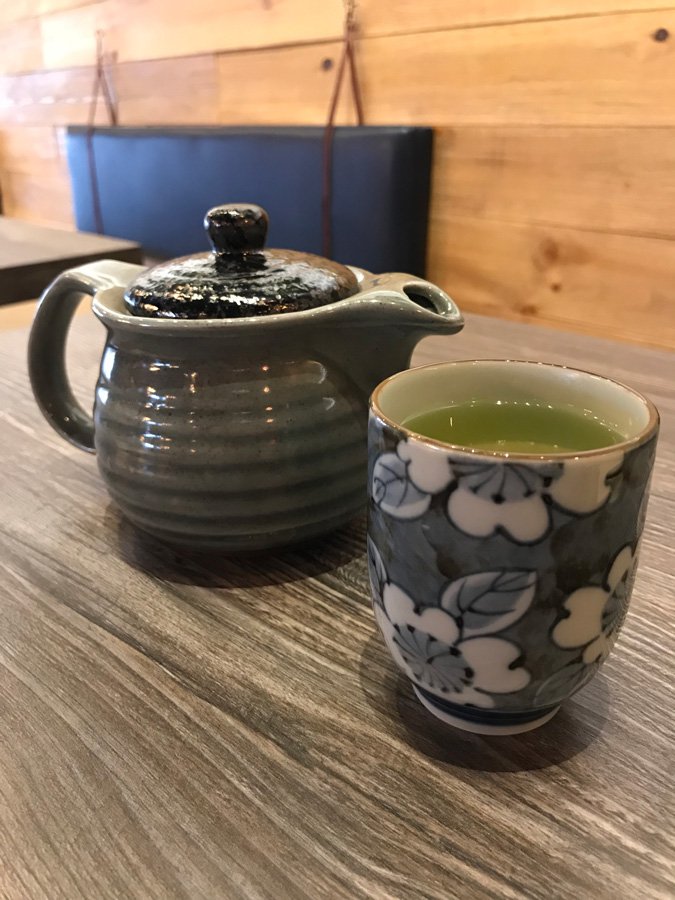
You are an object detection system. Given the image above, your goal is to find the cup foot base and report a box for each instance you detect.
[413,686,560,735]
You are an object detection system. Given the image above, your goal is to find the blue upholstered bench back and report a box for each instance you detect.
[66,126,433,275]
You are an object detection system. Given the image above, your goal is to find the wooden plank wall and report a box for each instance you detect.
[1,1,674,349]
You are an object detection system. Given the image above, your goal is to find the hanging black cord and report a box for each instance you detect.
[321,0,364,258]
[86,31,118,234]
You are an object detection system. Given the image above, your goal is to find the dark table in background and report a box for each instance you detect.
[0,216,142,304]
[0,311,673,898]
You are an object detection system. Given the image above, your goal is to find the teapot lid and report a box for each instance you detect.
[124,204,359,318]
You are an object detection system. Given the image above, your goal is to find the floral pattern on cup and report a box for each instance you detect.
[552,544,637,664]
[368,382,657,730]
[531,543,638,706]
[368,539,536,708]
[371,438,624,543]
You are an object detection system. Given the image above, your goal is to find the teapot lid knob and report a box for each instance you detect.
[204,204,268,255]
[124,201,359,318]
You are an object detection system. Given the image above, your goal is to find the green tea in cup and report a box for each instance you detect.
[402,399,624,454]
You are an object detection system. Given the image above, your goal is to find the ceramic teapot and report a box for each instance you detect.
[28,204,463,551]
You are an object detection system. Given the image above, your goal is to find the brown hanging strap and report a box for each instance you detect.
[321,0,364,257]
[86,31,118,234]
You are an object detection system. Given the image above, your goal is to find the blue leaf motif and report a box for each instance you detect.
[371,452,431,519]
[440,570,537,638]
[534,661,592,706]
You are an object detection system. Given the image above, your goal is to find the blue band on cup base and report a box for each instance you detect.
[413,686,560,736]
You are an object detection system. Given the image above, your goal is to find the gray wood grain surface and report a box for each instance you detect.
[0,310,673,900]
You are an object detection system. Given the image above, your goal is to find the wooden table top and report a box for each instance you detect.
[0,217,142,304]
[0,311,673,899]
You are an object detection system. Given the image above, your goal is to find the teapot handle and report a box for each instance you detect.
[28,260,143,453]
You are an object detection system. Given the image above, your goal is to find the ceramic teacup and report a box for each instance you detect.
[367,360,659,734]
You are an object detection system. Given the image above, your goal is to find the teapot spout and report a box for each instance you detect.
[306,270,463,399]
[346,270,464,336]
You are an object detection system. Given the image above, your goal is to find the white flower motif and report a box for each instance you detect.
[397,439,455,494]
[374,582,531,708]
[547,450,623,514]
[552,545,636,663]
[371,439,624,544]
[445,460,557,542]
[447,487,549,543]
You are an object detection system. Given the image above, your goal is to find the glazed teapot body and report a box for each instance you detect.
[29,257,462,551]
